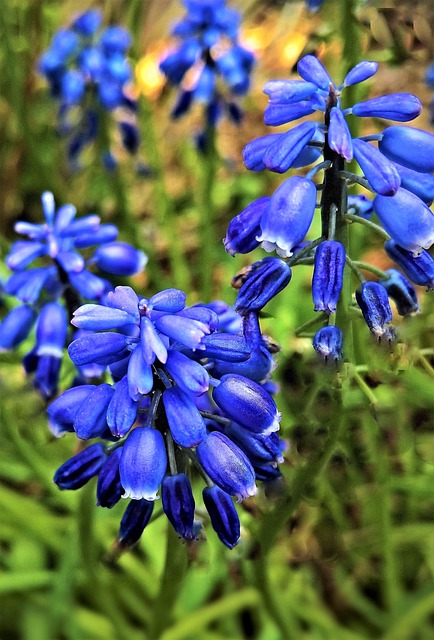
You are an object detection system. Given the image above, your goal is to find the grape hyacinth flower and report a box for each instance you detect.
[0,192,146,398]
[224,54,434,356]
[159,0,255,149]
[50,285,284,549]
[39,10,140,169]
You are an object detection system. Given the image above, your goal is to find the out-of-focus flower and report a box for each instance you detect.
[39,10,140,169]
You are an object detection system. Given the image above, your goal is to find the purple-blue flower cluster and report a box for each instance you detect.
[224,54,434,357]
[39,10,139,169]
[159,0,254,148]
[50,286,285,549]
[0,192,146,398]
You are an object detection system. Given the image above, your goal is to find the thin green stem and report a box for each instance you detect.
[294,313,328,337]
[345,213,390,240]
[199,123,218,301]
[287,236,324,266]
[149,526,188,638]
[353,261,389,279]
[346,256,366,284]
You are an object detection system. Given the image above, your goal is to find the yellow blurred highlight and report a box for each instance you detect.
[282,33,309,68]
[136,52,166,100]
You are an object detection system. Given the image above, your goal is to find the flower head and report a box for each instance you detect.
[39,10,139,168]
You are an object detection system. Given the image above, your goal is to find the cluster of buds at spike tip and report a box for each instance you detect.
[223,53,434,360]
[50,286,286,550]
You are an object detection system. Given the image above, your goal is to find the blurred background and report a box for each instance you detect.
[1,1,434,638]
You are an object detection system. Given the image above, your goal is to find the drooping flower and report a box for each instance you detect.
[39,10,140,169]
[159,0,254,147]
[0,192,146,398]
[52,285,283,549]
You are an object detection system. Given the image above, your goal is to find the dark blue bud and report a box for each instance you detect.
[379,126,434,173]
[203,486,240,549]
[384,240,434,289]
[355,282,395,341]
[224,197,270,256]
[97,447,124,508]
[352,93,422,122]
[253,463,283,483]
[172,90,194,118]
[119,121,140,154]
[33,355,62,400]
[93,242,147,276]
[162,387,207,447]
[212,374,281,435]
[312,241,346,314]
[119,427,167,500]
[234,257,292,315]
[380,269,419,316]
[197,432,257,501]
[162,474,195,539]
[0,305,36,350]
[313,325,343,362]
[200,334,250,362]
[101,26,132,54]
[54,442,106,490]
[225,422,285,466]
[118,499,154,549]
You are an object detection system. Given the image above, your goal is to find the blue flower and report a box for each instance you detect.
[355,282,395,341]
[234,257,292,315]
[202,486,240,549]
[384,240,434,290]
[224,53,433,358]
[39,10,139,168]
[0,192,146,399]
[313,326,343,362]
[54,442,107,490]
[312,241,345,314]
[159,0,254,142]
[52,284,283,549]
[380,269,419,317]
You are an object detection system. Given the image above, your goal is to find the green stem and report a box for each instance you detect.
[353,261,389,279]
[199,123,218,302]
[345,213,390,240]
[139,98,191,291]
[149,526,188,638]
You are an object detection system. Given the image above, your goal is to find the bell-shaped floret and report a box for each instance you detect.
[0,305,36,351]
[313,325,343,362]
[312,241,346,314]
[97,447,124,508]
[107,375,138,438]
[202,486,240,549]
[196,432,257,501]
[384,240,434,289]
[93,242,147,276]
[162,474,196,539]
[119,427,167,500]
[257,176,317,258]
[54,442,107,490]
[235,257,292,315]
[212,373,281,435]
[373,188,434,255]
[162,387,207,447]
[355,282,395,341]
[224,197,270,255]
[164,350,209,396]
[73,383,115,439]
[117,499,154,549]
[380,269,419,316]
[379,126,434,173]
